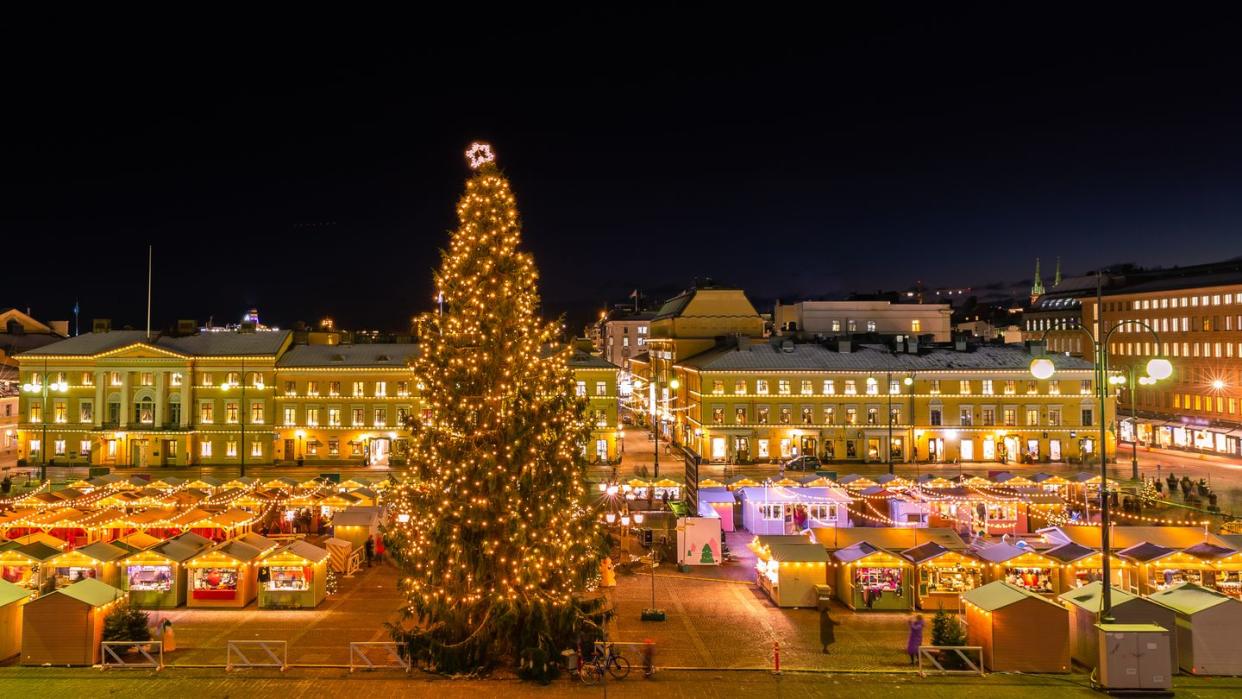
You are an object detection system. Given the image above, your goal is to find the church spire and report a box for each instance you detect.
[1030,257,1046,304]
[1053,256,1062,287]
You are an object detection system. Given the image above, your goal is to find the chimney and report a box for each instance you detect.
[92,318,112,333]
[239,321,257,333]
[906,336,919,354]
[780,339,795,353]
[954,336,967,351]
[177,319,197,336]
[1027,340,1047,356]
[838,339,852,354]
[736,335,750,352]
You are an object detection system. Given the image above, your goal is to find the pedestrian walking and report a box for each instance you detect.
[906,613,925,665]
[819,607,837,654]
[364,536,374,567]
[374,533,385,563]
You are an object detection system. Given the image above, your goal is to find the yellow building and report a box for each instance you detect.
[17,330,615,468]
[631,285,1114,465]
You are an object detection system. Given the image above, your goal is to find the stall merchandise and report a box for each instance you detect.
[975,542,1061,595]
[832,542,913,611]
[1212,547,1242,599]
[904,541,982,611]
[20,578,125,666]
[187,540,264,608]
[257,540,330,609]
[1149,584,1242,675]
[962,581,1070,672]
[45,541,128,589]
[1058,581,1178,672]
[121,532,214,608]
[1044,542,1131,591]
[749,537,831,608]
[0,579,31,662]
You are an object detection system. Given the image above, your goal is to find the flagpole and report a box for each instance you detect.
[146,245,153,339]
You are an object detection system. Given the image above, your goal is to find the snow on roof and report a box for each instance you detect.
[678,342,1095,373]
[277,343,419,367]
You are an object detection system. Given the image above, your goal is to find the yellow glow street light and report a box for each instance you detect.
[668,377,680,390]
[1029,357,1056,380]
[1212,379,1227,391]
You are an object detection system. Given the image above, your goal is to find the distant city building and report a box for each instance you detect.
[773,299,952,342]
[201,307,281,333]
[602,308,654,372]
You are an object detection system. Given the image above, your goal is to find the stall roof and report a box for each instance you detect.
[811,527,966,552]
[963,581,1062,611]
[1044,542,1096,564]
[16,541,65,562]
[1058,581,1139,612]
[1117,542,1178,563]
[973,542,1037,564]
[64,541,129,563]
[56,578,125,608]
[903,541,952,564]
[235,532,279,552]
[696,488,738,504]
[12,532,66,551]
[736,486,852,504]
[206,540,264,563]
[832,541,906,564]
[117,531,163,550]
[0,579,29,607]
[1181,542,1237,561]
[332,508,381,527]
[1039,525,1232,550]
[765,541,831,563]
[1149,583,1235,615]
[269,539,331,563]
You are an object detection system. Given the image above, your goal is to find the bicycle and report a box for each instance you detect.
[578,647,630,684]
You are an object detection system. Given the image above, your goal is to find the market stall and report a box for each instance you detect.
[962,581,1070,672]
[20,578,125,666]
[1212,547,1242,599]
[0,542,60,590]
[976,542,1061,595]
[330,507,382,551]
[122,532,214,608]
[1149,584,1242,675]
[1117,542,1178,595]
[187,539,265,608]
[1058,582,1178,671]
[1139,550,1219,594]
[257,540,330,609]
[1044,542,1131,591]
[904,541,982,611]
[749,536,831,608]
[833,542,914,611]
[0,579,31,662]
[737,487,852,535]
[45,541,128,589]
[696,488,737,532]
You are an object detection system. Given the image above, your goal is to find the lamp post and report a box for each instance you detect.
[1109,365,1164,479]
[1029,274,1172,621]
[21,359,68,484]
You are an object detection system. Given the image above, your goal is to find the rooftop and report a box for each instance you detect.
[679,341,1095,372]
[278,343,419,368]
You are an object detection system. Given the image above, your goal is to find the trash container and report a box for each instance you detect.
[561,649,578,671]
[815,584,834,610]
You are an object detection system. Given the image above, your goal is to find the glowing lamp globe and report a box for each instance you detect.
[598,483,608,493]
[1212,379,1226,391]
[620,515,631,526]
[605,512,616,524]
[668,378,680,390]
[1029,358,1056,380]
[903,377,914,386]
[633,512,645,524]
[1146,358,1173,381]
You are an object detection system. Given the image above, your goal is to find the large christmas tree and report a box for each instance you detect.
[386,143,605,675]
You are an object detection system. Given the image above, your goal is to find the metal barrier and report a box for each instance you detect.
[226,640,288,671]
[349,642,410,673]
[101,641,164,670]
[917,645,985,677]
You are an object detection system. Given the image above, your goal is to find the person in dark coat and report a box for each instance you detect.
[906,613,925,665]
[819,608,837,654]
[364,536,374,567]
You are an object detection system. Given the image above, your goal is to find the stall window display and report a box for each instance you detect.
[260,565,312,591]
[856,566,903,606]
[923,565,979,594]
[1072,568,1105,587]
[1216,570,1241,599]
[2,565,33,587]
[127,564,173,592]
[54,566,97,587]
[193,567,239,599]
[1004,566,1054,593]
[1151,568,1204,591]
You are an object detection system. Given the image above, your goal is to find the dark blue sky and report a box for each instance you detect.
[4,6,1241,332]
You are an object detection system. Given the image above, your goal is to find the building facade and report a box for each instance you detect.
[774,300,953,342]
[633,285,1113,466]
[602,309,653,372]
[16,330,620,467]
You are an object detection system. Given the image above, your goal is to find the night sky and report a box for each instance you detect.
[4,8,1242,333]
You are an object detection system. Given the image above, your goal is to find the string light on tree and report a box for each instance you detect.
[383,142,605,675]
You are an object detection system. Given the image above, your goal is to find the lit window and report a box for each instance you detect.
[575,381,587,397]
[82,372,94,386]
[373,408,386,427]
[225,402,239,424]
[306,407,319,427]
[375,382,387,397]
[801,380,813,396]
[596,381,607,396]
[353,381,366,397]
[328,408,341,426]
[226,441,238,457]
[756,380,769,395]
[200,403,214,424]
[201,441,213,457]
[171,372,183,387]
[284,407,297,426]
[778,380,791,395]
[735,380,747,395]
[251,442,263,457]
[823,380,835,395]
[911,320,921,332]
[250,403,264,424]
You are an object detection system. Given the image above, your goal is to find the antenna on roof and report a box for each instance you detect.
[146,245,153,339]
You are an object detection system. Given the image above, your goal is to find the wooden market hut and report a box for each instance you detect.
[116,530,163,551]
[21,578,125,666]
[1044,542,1131,591]
[186,539,264,608]
[962,581,1070,673]
[736,486,852,535]
[1058,581,1179,671]
[1039,525,1236,552]
[903,541,983,611]
[832,542,914,611]
[330,507,382,551]
[749,536,830,608]
[121,532,213,608]
[1117,542,1179,595]
[696,488,737,532]
[1131,543,1232,595]
[0,579,32,661]
[975,542,1062,595]
[8,532,67,550]
[1149,584,1242,675]
[257,540,330,609]
[1211,546,1242,599]
[0,542,61,591]
[812,526,967,553]
[45,541,128,589]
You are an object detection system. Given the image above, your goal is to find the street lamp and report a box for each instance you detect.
[1029,273,1171,621]
[1109,360,1171,477]
[21,362,68,483]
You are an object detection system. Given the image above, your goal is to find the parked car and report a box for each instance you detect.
[782,455,821,471]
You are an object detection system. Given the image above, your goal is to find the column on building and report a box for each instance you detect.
[179,371,191,428]
[119,371,130,428]
[93,371,105,428]
[154,370,166,427]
